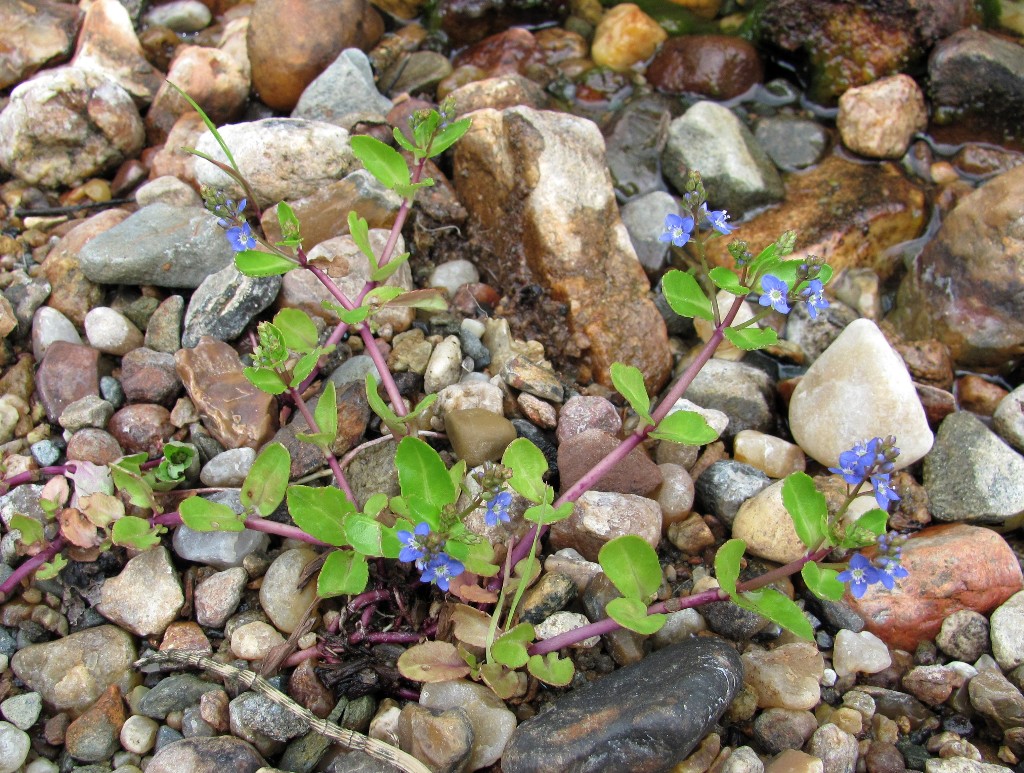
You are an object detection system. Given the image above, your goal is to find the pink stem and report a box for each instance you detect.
[0,465,74,494]
[288,387,355,501]
[348,589,391,612]
[0,536,65,601]
[152,510,333,547]
[283,646,321,668]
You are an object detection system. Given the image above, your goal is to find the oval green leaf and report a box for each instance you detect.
[235,250,296,277]
[650,410,719,446]
[241,443,291,516]
[286,485,352,546]
[396,641,470,683]
[610,362,652,425]
[662,270,714,322]
[598,535,663,600]
[723,326,778,351]
[781,472,828,550]
[502,438,549,504]
[273,308,319,352]
[179,496,245,532]
[606,596,667,635]
[317,549,369,598]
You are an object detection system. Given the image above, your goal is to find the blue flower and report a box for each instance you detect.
[227,222,257,252]
[801,279,829,319]
[420,552,464,592]
[484,490,513,527]
[659,213,695,248]
[397,522,431,564]
[758,275,791,314]
[700,204,733,235]
[870,474,900,510]
[875,558,909,591]
[837,553,884,599]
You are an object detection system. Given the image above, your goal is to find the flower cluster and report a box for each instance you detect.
[396,522,464,591]
[757,273,829,319]
[828,436,901,510]
[659,206,733,248]
[838,532,909,598]
[209,196,256,252]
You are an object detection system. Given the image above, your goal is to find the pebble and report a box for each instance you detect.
[30,439,60,467]
[36,341,101,423]
[144,735,267,773]
[135,175,204,208]
[423,335,463,394]
[651,608,707,648]
[806,723,858,773]
[0,721,30,773]
[753,708,818,754]
[837,75,928,159]
[397,703,474,772]
[923,410,1024,525]
[656,463,695,525]
[994,382,1024,451]
[543,548,603,593]
[71,0,161,102]
[145,295,185,354]
[194,567,248,628]
[742,643,823,710]
[31,306,82,361]
[108,403,176,456]
[684,358,774,440]
[557,428,662,497]
[231,621,286,661]
[172,497,270,569]
[721,746,765,773]
[519,572,578,624]
[590,3,666,72]
[754,116,828,172]
[694,460,772,528]
[119,714,159,754]
[142,0,211,32]
[137,674,223,720]
[444,407,518,467]
[549,489,661,562]
[419,680,518,769]
[516,392,557,429]
[200,448,256,487]
[730,479,810,564]
[667,513,715,554]
[990,591,1024,671]
[733,430,806,478]
[902,665,962,705]
[293,48,392,128]
[936,609,990,662]
[832,629,892,678]
[182,265,282,349]
[556,395,621,443]
[230,690,309,743]
[120,347,181,407]
[260,548,321,634]
[429,259,480,298]
[646,35,763,100]
[59,395,115,432]
[0,0,80,89]
[580,573,646,665]
[604,94,671,202]
[502,637,742,772]
[788,319,934,469]
[0,692,41,730]
[64,683,125,762]
[95,547,184,637]
[535,611,600,648]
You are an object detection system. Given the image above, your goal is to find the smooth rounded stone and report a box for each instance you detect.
[766,749,823,773]
[519,572,578,624]
[753,708,818,755]
[0,0,81,89]
[621,190,678,273]
[444,408,517,467]
[922,760,1012,773]
[0,721,30,773]
[694,460,772,528]
[936,609,990,662]
[260,548,320,634]
[11,625,138,717]
[172,496,271,569]
[543,548,603,593]
[120,714,158,754]
[144,295,184,354]
[64,683,125,762]
[194,567,248,628]
[502,637,742,773]
[968,669,1024,729]
[732,479,808,565]
[991,591,1024,671]
[428,260,479,298]
[230,691,309,744]
[95,547,184,637]
[806,723,858,773]
[651,608,707,649]
[667,513,715,555]
[120,347,181,407]
[604,94,671,202]
[590,2,666,71]
[423,336,463,394]
[549,490,661,562]
[109,403,175,456]
[145,735,267,773]
[789,319,933,469]
[754,116,828,172]
[646,35,763,99]
[556,395,621,443]
[100,375,126,408]
[733,430,806,479]
[32,306,82,361]
[79,204,236,289]
[720,746,765,773]
[200,448,256,487]
[59,395,115,432]
[742,643,823,711]
[558,429,662,497]
[194,119,356,210]
[535,611,600,649]
[924,411,1024,525]
[837,75,927,159]
[397,704,473,773]
[833,629,891,678]
[419,680,517,769]
[662,101,783,217]
[684,358,774,440]
[292,48,391,127]
[36,341,101,423]
[956,374,1008,417]
[143,0,211,30]
[176,337,279,450]
[0,692,42,730]
[656,463,695,525]
[0,67,143,188]
[182,265,281,349]
[85,305,145,354]
[135,176,204,209]
[66,428,122,465]
[137,675,221,720]
[231,621,286,661]
[329,356,380,387]
[902,665,962,706]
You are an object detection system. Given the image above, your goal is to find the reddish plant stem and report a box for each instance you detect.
[288,387,355,501]
[348,589,391,612]
[152,511,332,547]
[283,646,320,668]
[0,464,75,494]
[0,536,66,600]
[502,295,747,575]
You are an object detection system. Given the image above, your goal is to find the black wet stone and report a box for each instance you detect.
[137,674,223,719]
[182,264,281,349]
[694,460,771,528]
[501,636,742,773]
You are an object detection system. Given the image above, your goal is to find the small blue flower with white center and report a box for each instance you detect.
[420,552,464,592]
[659,213,695,248]
[758,275,791,314]
[484,490,513,527]
[227,222,257,252]
[837,553,884,599]
[397,522,431,565]
[801,279,829,319]
[699,204,733,235]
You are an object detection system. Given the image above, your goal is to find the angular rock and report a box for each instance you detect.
[694,460,771,528]
[742,643,823,711]
[0,0,81,90]
[182,265,281,349]
[292,48,391,126]
[558,429,662,497]
[145,736,266,773]
[549,490,661,562]
[754,116,828,172]
[621,190,678,273]
[452,106,671,393]
[64,683,125,762]
[837,74,927,159]
[96,547,184,637]
[502,637,742,773]
[70,0,162,104]
[603,94,671,202]
[397,704,473,773]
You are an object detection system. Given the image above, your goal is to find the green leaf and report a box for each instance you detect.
[650,410,719,445]
[10,514,43,545]
[347,210,378,268]
[741,587,814,641]
[522,501,573,526]
[598,535,663,600]
[491,623,534,669]
[168,82,241,174]
[274,308,319,353]
[243,367,288,395]
[151,441,195,489]
[350,135,410,191]
[309,381,338,445]
[413,110,441,151]
[445,538,498,577]
[338,306,373,326]
[111,516,163,550]
[801,561,846,602]
[346,514,401,558]
[276,201,302,245]
[480,663,527,700]
[662,270,714,322]
[290,350,321,387]
[395,436,456,518]
[317,550,369,598]
[179,496,246,531]
[383,287,447,311]
[369,252,410,283]
[241,443,291,517]
[606,597,667,635]
[235,250,295,277]
[363,492,388,519]
[840,508,889,549]
[502,438,549,504]
[393,126,416,154]
[286,485,352,546]
[110,464,158,513]
[714,538,745,596]
[781,472,828,550]
[527,652,574,686]
[610,362,652,425]
[428,117,473,157]
[36,553,67,581]
[708,266,748,296]
[365,374,403,437]
[723,326,778,351]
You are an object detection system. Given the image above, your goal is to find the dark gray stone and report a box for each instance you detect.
[694,460,771,528]
[138,674,223,719]
[502,636,742,773]
[182,264,281,349]
[604,94,672,203]
[229,690,310,742]
[683,358,775,441]
[754,116,828,172]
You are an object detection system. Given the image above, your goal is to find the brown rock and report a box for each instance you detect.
[271,381,370,478]
[647,35,763,100]
[837,74,928,159]
[70,0,162,105]
[64,684,126,763]
[956,374,1008,417]
[0,355,36,405]
[452,27,545,79]
[66,428,124,465]
[288,658,334,719]
[36,342,102,423]
[557,428,662,497]
[453,106,671,392]
[108,404,176,456]
[159,621,212,656]
[704,152,926,282]
[590,3,667,73]
[175,337,279,450]
[847,523,1024,652]
[121,347,182,407]
[149,112,207,184]
[0,0,82,89]
[248,0,383,111]
[445,74,549,115]
[397,704,474,773]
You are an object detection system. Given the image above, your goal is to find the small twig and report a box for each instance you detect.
[13,198,134,217]
[134,650,429,773]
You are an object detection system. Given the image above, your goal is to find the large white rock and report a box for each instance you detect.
[788,318,933,469]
